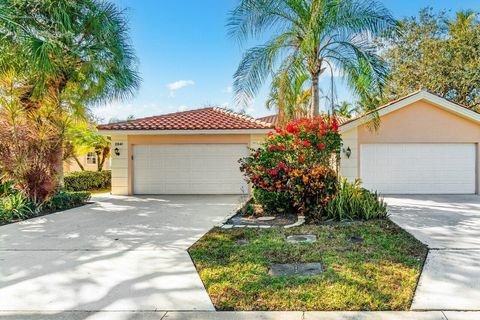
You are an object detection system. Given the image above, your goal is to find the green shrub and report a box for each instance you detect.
[0,179,15,197]
[240,117,342,219]
[64,170,111,191]
[43,191,91,212]
[253,188,294,214]
[0,192,34,222]
[325,179,388,221]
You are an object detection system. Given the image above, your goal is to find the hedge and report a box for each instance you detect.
[64,170,111,191]
[42,191,91,212]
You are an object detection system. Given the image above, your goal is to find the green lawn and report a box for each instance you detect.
[188,220,427,311]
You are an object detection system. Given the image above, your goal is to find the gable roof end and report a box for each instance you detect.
[340,90,480,132]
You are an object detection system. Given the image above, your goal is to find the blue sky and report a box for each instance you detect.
[94,0,480,123]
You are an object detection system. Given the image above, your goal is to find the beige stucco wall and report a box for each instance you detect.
[110,135,129,195]
[339,128,358,182]
[339,99,480,193]
[110,133,267,195]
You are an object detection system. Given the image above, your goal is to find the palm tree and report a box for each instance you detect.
[0,0,139,113]
[228,0,399,116]
[334,101,358,119]
[266,70,311,126]
[0,0,139,198]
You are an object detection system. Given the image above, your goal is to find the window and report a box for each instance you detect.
[86,152,97,165]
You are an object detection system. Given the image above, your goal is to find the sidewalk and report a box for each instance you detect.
[0,311,478,320]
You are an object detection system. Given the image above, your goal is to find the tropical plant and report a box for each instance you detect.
[66,121,111,171]
[266,70,311,126]
[0,73,64,203]
[380,9,480,110]
[240,116,341,220]
[0,0,139,202]
[334,101,359,119]
[0,192,34,222]
[325,178,387,220]
[42,191,91,212]
[228,0,399,116]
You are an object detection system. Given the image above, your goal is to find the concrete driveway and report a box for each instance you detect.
[0,194,243,315]
[386,195,480,310]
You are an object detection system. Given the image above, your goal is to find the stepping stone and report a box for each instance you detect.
[349,236,364,243]
[236,239,250,245]
[257,216,276,221]
[269,263,323,277]
[286,234,317,243]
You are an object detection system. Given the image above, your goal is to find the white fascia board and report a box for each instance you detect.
[98,129,272,136]
[340,91,480,133]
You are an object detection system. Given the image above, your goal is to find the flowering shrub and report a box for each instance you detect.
[240,116,341,221]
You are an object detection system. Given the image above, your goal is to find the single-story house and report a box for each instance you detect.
[98,90,480,195]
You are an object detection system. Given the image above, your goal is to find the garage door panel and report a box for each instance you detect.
[360,144,476,194]
[133,144,248,194]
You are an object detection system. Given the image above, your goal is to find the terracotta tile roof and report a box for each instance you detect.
[257,114,350,126]
[98,107,274,131]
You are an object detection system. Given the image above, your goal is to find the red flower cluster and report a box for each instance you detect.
[239,116,342,199]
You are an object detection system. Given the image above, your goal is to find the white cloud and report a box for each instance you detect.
[224,86,233,93]
[167,79,195,91]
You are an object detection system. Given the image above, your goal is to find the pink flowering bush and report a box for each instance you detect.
[239,116,342,222]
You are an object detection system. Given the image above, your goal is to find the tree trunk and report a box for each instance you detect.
[73,154,85,171]
[97,146,110,172]
[56,147,65,188]
[311,73,320,117]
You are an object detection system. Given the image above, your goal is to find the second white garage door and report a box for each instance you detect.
[133,144,248,194]
[360,144,476,194]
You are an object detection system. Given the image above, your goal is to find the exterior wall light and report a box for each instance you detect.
[114,147,120,156]
[343,147,352,159]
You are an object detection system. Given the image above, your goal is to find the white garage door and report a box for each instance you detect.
[360,144,476,194]
[133,144,248,194]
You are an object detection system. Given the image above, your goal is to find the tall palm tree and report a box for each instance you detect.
[228,0,399,116]
[266,70,311,126]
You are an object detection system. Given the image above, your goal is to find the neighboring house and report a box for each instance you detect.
[64,152,111,173]
[97,108,272,195]
[99,90,480,196]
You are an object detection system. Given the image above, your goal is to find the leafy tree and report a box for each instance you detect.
[381,8,480,110]
[66,121,111,172]
[228,0,398,116]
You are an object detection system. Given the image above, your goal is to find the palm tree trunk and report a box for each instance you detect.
[311,73,320,117]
